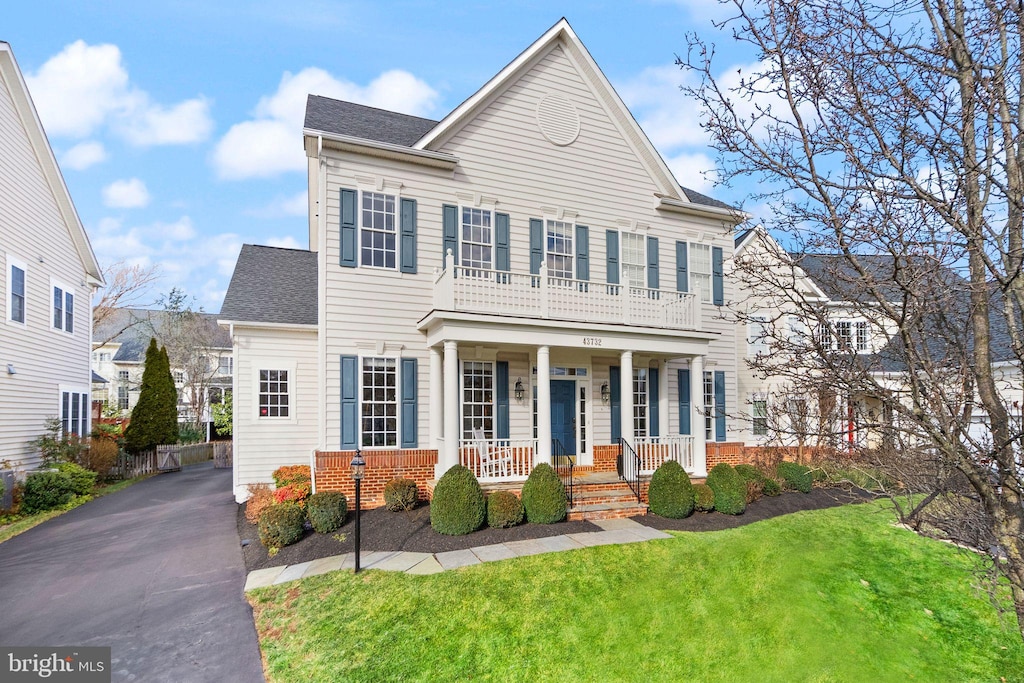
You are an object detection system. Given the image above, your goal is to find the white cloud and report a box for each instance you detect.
[212,67,440,180]
[619,65,708,150]
[265,235,303,249]
[247,190,309,218]
[102,178,151,209]
[665,152,718,193]
[60,141,108,170]
[26,40,213,146]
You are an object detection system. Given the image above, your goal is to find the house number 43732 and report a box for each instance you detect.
[582,337,602,346]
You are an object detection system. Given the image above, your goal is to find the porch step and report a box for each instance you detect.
[570,487,643,506]
[568,501,649,521]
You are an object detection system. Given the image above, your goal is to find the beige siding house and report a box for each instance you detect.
[221,20,746,510]
[0,42,104,470]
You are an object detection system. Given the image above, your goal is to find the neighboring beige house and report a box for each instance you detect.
[220,20,746,509]
[0,42,105,469]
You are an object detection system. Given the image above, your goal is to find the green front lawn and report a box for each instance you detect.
[249,500,1024,682]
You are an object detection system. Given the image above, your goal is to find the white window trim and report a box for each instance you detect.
[689,243,713,304]
[751,393,769,438]
[619,230,645,289]
[252,361,297,424]
[359,190,400,271]
[545,218,575,280]
[49,277,76,334]
[359,354,402,449]
[748,316,769,357]
[461,359,496,440]
[58,384,90,438]
[6,254,27,326]
[460,206,495,272]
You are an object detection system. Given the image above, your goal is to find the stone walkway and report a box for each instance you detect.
[244,517,671,590]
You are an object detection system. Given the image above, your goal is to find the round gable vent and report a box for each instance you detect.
[536,93,580,146]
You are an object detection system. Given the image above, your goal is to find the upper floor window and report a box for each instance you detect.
[461,208,493,271]
[819,319,870,353]
[8,258,26,324]
[118,370,129,381]
[52,283,74,333]
[855,321,869,351]
[360,191,397,269]
[690,244,712,303]
[621,232,645,288]
[173,370,185,384]
[219,356,233,375]
[546,220,574,279]
[748,316,769,356]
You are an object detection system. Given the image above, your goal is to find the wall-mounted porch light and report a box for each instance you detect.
[514,377,525,401]
[601,381,610,403]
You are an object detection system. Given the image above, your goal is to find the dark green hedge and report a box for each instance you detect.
[259,502,306,549]
[486,491,525,528]
[707,463,746,515]
[384,477,418,511]
[307,491,348,533]
[777,462,813,493]
[430,465,485,535]
[648,460,694,519]
[693,483,715,512]
[521,463,567,524]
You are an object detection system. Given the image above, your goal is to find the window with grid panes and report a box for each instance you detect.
[546,220,573,279]
[752,396,768,436]
[461,208,493,271]
[818,320,832,349]
[633,368,648,437]
[836,321,852,350]
[360,192,396,268]
[462,361,494,439]
[258,370,289,417]
[690,244,712,303]
[855,321,869,351]
[361,357,397,447]
[621,232,645,288]
[704,371,714,440]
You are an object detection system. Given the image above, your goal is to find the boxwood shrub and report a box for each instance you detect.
[306,491,348,533]
[521,463,567,524]
[21,471,77,514]
[430,465,485,535]
[486,490,525,528]
[647,460,694,519]
[259,502,306,549]
[778,461,813,493]
[384,477,418,511]
[55,462,97,496]
[762,478,782,496]
[693,483,715,512]
[707,463,746,515]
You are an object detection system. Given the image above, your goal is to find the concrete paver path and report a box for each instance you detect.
[0,463,264,683]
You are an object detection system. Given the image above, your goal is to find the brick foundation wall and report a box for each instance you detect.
[706,442,750,468]
[592,444,619,473]
[315,450,438,509]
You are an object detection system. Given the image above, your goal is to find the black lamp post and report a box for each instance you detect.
[350,449,365,573]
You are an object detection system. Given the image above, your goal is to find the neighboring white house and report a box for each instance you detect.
[0,42,105,469]
[220,19,746,505]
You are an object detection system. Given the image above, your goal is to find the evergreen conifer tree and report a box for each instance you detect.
[124,338,179,452]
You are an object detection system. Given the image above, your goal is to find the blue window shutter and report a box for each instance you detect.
[401,358,418,448]
[341,355,358,448]
[606,230,619,284]
[676,241,688,292]
[575,225,589,281]
[712,246,724,306]
[714,370,726,441]
[442,204,458,265]
[647,236,659,290]
[678,369,691,435]
[495,213,510,271]
[648,368,660,437]
[400,198,417,274]
[340,189,357,267]
[496,361,510,439]
[529,218,543,274]
[610,366,621,442]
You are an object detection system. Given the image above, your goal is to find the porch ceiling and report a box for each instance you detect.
[417,310,715,356]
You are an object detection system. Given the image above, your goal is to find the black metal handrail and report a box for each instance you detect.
[551,438,574,508]
[618,437,642,503]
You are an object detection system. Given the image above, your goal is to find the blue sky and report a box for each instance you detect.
[5,1,758,312]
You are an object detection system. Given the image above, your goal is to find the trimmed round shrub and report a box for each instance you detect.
[487,491,525,528]
[647,460,694,519]
[245,483,275,524]
[521,463,567,524]
[55,462,97,496]
[734,464,766,504]
[21,471,76,514]
[762,478,782,497]
[706,463,746,515]
[777,461,813,493]
[384,477,418,511]
[693,483,715,512]
[430,465,485,535]
[258,502,306,549]
[307,491,348,533]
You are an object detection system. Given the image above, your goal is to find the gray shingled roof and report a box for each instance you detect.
[220,245,318,326]
[95,308,232,362]
[792,254,966,304]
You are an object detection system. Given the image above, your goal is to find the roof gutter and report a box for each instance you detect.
[217,319,318,332]
[655,194,749,223]
[303,127,459,170]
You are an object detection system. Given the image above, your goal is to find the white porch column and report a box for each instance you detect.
[621,350,634,445]
[439,340,460,478]
[536,345,552,465]
[429,346,442,448]
[690,354,707,476]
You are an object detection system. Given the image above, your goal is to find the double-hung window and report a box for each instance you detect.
[219,356,233,375]
[8,258,26,324]
[703,371,714,441]
[752,396,768,436]
[258,369,289,418]
[546,220,574,279]
[461,208,493,272]
[361,357,397,447]
[462,361,494,439]
[360,191,397,268]
[748,316,769,356]
[836,321,852,350]
[51,282,74,333]
[855,321,869,352]
[690,244,712,303]
[621,232,645,288]
[818,320,833,349]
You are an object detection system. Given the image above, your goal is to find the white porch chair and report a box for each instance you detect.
[472,428,514,478]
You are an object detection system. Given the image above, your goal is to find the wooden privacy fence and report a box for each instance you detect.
[113,442,230,479]
[156,443,219,470]
[213,442,232,469]
[113,451,159,479]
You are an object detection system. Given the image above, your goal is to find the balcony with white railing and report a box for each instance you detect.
[433,258,700,332]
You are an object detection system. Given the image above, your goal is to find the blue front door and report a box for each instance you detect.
[550,380,576,455]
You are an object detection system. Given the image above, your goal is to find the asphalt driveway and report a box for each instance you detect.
[0,463,264,682]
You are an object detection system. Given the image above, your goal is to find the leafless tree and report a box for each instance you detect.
[92,261,160,346]
[683,0,1024,640]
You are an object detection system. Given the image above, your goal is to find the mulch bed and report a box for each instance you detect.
[238,487,879,572]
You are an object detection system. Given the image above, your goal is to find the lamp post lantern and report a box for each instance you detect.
[350,449,365,573]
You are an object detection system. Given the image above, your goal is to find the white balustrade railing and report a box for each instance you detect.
[459,438,536,482]
[633,435,695,474]
[432,253,699,331]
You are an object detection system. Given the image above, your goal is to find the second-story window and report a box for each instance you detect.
[219,356,233,375]
[461,208,493,271]
[855,321,869,351]
[546,220,573,279]
[621,232,645,288]
[52,284,74,334]
[361,192,396,269]
[690,244,712,303]
[9,260,26,324]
